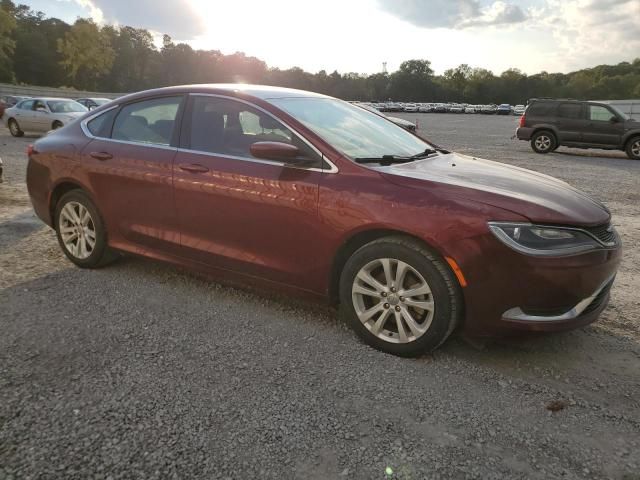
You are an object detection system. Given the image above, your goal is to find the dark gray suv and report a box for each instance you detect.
[516,99,640,160]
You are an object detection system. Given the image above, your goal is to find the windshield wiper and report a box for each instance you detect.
[354,148,438,165]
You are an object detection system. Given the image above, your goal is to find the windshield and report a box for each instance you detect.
[47,100,88,113]
[609,104,630,121]
[93,98,110,105]
[268,97,431,159]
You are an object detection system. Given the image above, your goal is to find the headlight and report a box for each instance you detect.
[488,222,601,256]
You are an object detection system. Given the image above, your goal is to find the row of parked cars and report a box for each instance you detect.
[361,101,526,116]
[0,95,111,136]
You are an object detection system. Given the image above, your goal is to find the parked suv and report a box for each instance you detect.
[516,98,640,160]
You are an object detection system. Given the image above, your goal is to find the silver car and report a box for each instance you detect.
[2,97,88,137]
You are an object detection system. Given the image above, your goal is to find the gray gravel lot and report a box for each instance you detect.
[1,114,640,479]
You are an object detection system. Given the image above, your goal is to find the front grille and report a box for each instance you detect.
[582,280,614,315]
[583,223,617,246]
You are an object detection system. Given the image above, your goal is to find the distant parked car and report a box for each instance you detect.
[481,105,497,114]
[516,98,640,159]
[497,104,512,115]
[403,103,418,113]
[2,97,88,137]
[356,103,416,132]
[513,104,526,116]
[76,98,111,110]
[433,104,447,113]
[0,95,30,118]
[464,105,476,114]
[449,104,464,114]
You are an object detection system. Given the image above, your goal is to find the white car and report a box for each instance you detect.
[513,104,526,116]
[464,105,476,114]
[403,103,418,112]
[2,97,88,137]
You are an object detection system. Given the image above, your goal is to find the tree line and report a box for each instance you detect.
[1,0,639,103]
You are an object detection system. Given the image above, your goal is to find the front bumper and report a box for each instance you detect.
[448,231,622,337]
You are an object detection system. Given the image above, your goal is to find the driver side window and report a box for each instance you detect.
[185,96,321,167]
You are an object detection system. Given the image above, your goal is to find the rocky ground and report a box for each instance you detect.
[1,115,639,479]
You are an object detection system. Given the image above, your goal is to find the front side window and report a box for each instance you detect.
[112,96,182,146]
[557,103,583,119]
[268,97,430,159]
[185,96,319,166]
[34,100,47,111]
[589,105,614,122]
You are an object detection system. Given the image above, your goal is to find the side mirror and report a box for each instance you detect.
[610,116,619,123]
[250,141,302,163]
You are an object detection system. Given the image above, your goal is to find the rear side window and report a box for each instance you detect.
[557,103,583,119]
[86,108,118,137]
[526,102,555,116]
[19,100,34,110]
[112,96,182,146]
[589,105,614,122]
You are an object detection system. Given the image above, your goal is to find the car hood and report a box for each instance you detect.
[377,152,610,226]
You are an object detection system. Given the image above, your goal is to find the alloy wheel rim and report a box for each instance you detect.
[632,140,640,157]
[535,135,551,150]
[9,121,18,135]
[59,201,96,259]
[352,258,435,344]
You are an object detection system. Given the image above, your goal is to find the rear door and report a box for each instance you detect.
[583,104,625,146]
[13,99,36,130]
[556,102,587,143]
[80,95,185,254]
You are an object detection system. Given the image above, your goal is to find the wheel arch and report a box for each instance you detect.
[49,180,92,224]
[328,228,461,306]
[531,126,558,140]
[623,132,640,149]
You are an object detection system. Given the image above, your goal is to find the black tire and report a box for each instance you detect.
[530,130,556,154]
[339,236,463,357]
[8,118,24,137]
[625,136,640,160]
[54,190,119,268]
[52,120,63,130]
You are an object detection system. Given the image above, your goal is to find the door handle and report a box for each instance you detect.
[89,151,113,161]
[179,163,209,173]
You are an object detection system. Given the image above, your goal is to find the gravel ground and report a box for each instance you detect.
[1,115,639,480]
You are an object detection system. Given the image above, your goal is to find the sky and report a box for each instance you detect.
[20,0,640,76]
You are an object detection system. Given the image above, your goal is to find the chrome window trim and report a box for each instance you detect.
[176,147,327,173]
[488,221,618,257]
[79,95,339,173]
[503,274,615,322]
[187,93,338,173]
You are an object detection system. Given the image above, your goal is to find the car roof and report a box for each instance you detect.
[117,84,333,103]
[29,97,76,102]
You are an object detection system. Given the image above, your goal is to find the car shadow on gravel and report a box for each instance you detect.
[0,209,44,250]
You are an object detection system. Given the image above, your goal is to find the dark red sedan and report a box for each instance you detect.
[26,85,621,356]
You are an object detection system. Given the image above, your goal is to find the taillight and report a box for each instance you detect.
[519,115,526,127]
[27,144,34,156]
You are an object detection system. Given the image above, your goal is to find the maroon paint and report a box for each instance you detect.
[26,85,622,338]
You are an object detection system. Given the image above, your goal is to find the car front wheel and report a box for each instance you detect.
[54,190,118,268]
[531,131,556,154]
[339,236,463,357]
[8,118,24,137]
[52,120,63,130]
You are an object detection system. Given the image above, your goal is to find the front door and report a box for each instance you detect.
[583,104,625,146]
[79,95,185,254]
[173,94,324,290]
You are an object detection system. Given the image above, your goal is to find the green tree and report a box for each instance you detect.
[0,0,16,81]
[57,19,114,89]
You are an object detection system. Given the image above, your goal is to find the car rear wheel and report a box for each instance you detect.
[54,190,118,268]
[339,236,463,357]
[626,136,640,160]
[8,119,24,137]
[531,131,556,154]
